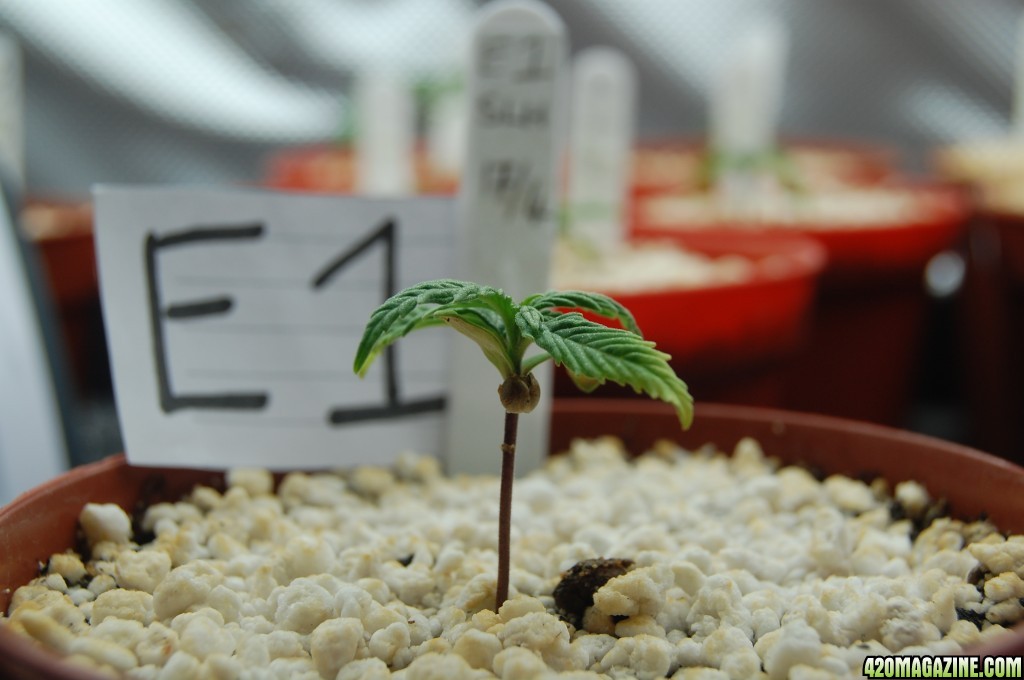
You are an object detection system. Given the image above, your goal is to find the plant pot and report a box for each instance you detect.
[631,183,971,425]
[19,198,108,397]
[630,137,899,199]
[263,144,457,196]
[933,139,1024,191]
[552,231,826,407]
[958,205,1024,464]
[632,182,968,281]
[933,144,1024,462]
[2,400,1022,679]
[264,145,358,194]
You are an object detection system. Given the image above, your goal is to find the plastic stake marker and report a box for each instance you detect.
[0,34,23,189]
[1014,11,1024,137]
[446,0,567,475]
[354,71,415,196]
[426,80,469,179]
[709,18,788,208]
[566,47,636,252]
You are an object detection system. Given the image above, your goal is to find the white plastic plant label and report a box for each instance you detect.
[95,186,455,469]
[1014,11,1024,136]
[447,0,567,475]
[709,17,788,205]
[354,71,415,196]
[565,47,636,251]
[426,79,469,179]
[0,34,23,188]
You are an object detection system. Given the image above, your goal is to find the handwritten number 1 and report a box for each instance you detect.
[312,218,445,425]
[516,36,547,81]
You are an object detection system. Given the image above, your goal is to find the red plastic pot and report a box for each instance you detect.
[264,144,358,194]
[959,206,1024,463]
[264,144,457,196]
[20,198,105,396]
[932,147,1024,461]
[2,400,1023,679]
[631,137,899,199]
[21,199,96,306]
[632,182,969,282]
[631,183,971,425]
[932,140,1024,192]
[553,230,826,406]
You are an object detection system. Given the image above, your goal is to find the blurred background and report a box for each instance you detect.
[2,0,1024,502]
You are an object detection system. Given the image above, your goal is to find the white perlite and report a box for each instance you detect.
[551,241,757,296]
[3,438,1022,679]
[640,188,949,231]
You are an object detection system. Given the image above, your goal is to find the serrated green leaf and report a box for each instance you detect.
[354,279,695,429]
[354,279,509,375]
[522,290,642,336]
[515,306,693,428]
[355,306,448,375]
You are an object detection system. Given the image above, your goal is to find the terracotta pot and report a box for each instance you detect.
[553,231,826,407]
[2,400,1022,678]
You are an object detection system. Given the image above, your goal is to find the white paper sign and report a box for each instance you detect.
[448,0,567,476]
[566,47,636,250]
[95,186,455,469]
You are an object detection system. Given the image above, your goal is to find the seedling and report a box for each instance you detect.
[354,279,693,608]
[697,147,803,193]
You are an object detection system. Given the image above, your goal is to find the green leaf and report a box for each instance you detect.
[698,146,805,194]
[565,369,602,393]
[520,351,552,376]
[523,290,642,336]
[354,279,696,429]
[354,279,510,375]
[516,306,694,429]
[438,308,515,378]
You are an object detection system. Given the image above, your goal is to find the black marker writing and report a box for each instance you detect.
[477,34,550,82]
[165,297,233,319]
[480,160,548,223]
[479,35,511,79]
[477,93,549,128]
[312,217,445,424]
[517,35,548,81]
[145,223,269,413]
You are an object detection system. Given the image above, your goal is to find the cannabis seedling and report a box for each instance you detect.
[354,279,693,609]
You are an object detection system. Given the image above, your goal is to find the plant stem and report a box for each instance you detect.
[496,410,519,609]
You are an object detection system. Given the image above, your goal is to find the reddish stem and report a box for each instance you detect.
[496,410,519,609]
